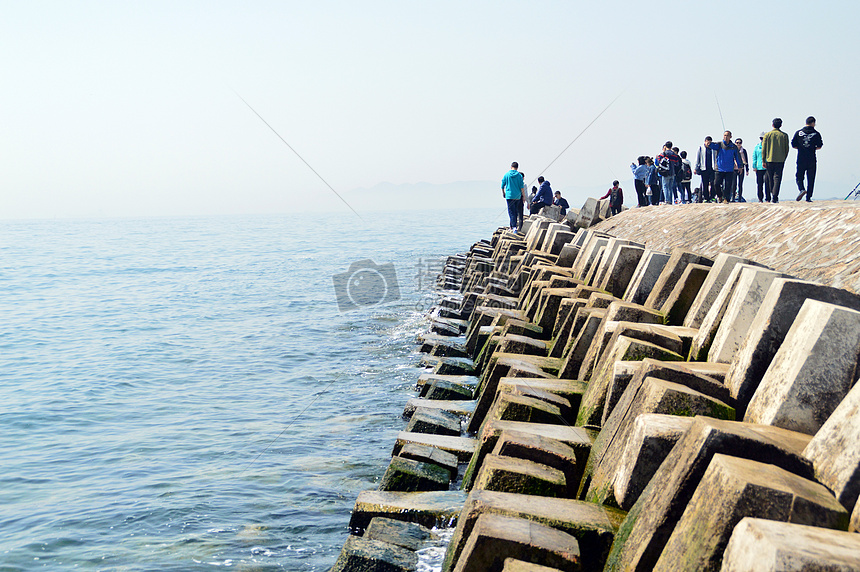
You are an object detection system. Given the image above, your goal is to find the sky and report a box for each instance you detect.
[2,1,858,220]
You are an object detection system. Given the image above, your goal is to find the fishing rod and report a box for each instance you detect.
[844,181,860,200]
[232,89,364,221]
[715,93,726,132]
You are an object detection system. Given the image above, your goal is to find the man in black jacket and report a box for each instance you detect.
[792,116,824,202]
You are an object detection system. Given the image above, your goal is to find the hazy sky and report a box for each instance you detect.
[2,1,857,219]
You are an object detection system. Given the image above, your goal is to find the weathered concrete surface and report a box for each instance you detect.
[473,454,567,498]
[442,490,626,572]
[683,253,767,329]
[644,249,713,311]
[613,414,694,510]
[330,535,418,572]
[348,490,468,534]
[591,201,860,294]
[623,250,671,305]
[660,263,710,326]
[744,299,860,434]
[653,454,849,572]
[364,517,433,551]
[380,456,451,492]
[405,407,462,436]
[803,381,860,511]
[603,417,815,572]
[392,432,476,463]
[501,559,563,572]
[453,514,581,572]
[491,429,581,498]
[721,518,860,572]
[397,443,459,480]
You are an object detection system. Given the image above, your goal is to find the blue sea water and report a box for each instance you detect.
[0,208,503,571]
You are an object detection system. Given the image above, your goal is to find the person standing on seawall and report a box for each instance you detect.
[762,118,790,203]
[792,116,823,202]
[705,131,742,204]
[695,136,717,203]
[501,162,526,232]
[600,180,624,215]
[630,156,651,207]
[752,132,771,203]
[734,137,749,202]
[678,150,693,204]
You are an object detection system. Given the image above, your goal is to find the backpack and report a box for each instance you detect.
[656,155,673,176]
[681,161,693,181]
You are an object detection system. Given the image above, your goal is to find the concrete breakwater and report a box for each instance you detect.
[329,200,860,572]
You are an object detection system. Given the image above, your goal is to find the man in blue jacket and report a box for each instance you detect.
[501,162,526,231]
[530,176,554,214]
[705,131,743,203]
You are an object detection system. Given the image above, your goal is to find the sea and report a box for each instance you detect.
[0,208,503,571]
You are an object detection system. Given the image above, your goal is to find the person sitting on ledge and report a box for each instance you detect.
[530,176,553,214]
[553,190,570,216]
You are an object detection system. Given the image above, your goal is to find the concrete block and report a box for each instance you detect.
[745,300,860,434]
[574,197,600,229]
[405,407,462,436]
[725,278,860,416]
[403,398,475,419]
[803,381,860,511]
[330,535,418,572]
[683,253,767,329]
[484,392,566,428]
[575,336,685,427]
[496,334,549,357]
[579,321,684,385]
[644,249,713,311]
[721,518,860,572]
[473,454,567,498]
[602,417,815,572]
[596,245,646,299]
[705,266,788,364]
[397,443,459,480]
[442,490,626,572]
[623,250,671,305]
[554,307,604,372]
[539,223,569,253]
[417,374,479,394]
[468,356,556,433]
[423,378,475,400]
[348,490,467,534]
[585,377,735,507]
[654,454,849,572]
[365,517,433,551]
[462,421,592,492]
[502,559,563,572]
[660,263,711,326]
[491,429,581,498]
[392,432,476,463]
[433,357,477,376]
[613,414,694,510]
[498,377,587,419]
[582,246,606,286]
[571,235,610,282]
[557,243,581,268]
[379,456,451,492]
[452,514,581,572]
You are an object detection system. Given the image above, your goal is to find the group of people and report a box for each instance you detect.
[500,163,570,232]
[501,116,823,230]
[629,117,823,207]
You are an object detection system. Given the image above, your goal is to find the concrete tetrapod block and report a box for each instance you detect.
[482,393,567,431]
[683,253,767,329]
[364,517,433,551]
[744,299,860,434]
[557,244,580,268]
[379,456,451,492]
[660,263,711,326]
[498,377,587,419]
[705,266,790,364]
[575,336,685,428]
[403,398,475,419]
[330,535,418,572]
[613,414,694,510]
[473,454,567,498]
[654,454,849,572]
[392,432,476,463]
[429,339,471,359]
[348,490,468,534]
[453,513,581,572]
[423,378,475,400]
[397,443,459,481]
[725,278,860,417]
[496,334,549,357]
[405,407,462,436]
[417,374,478,393]
[442,490,626,572]
[602,417,815,572]
[721,517,860,572]
[622,249,671,305]
[574,198,601,229]
[491,429,581,498]
[556,309,606,378]
[462,421,592,492]
[433,357,477,376]
[803,380,860,511]
[584,377,735,507]
[502,559,563,572]
[644,248,713,311]
[468,356,556,433]
[582,246,606,286]
[551,298,586,345]
[571,236,609,281]
[596,245,646,299]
